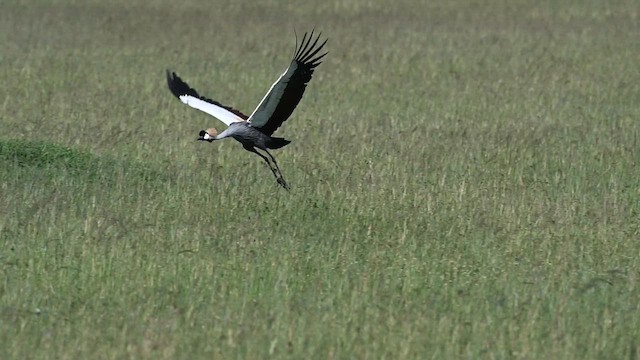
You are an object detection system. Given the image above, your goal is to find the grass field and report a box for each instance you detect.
[1,0,639,358]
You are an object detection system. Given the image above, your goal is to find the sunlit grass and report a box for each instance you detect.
[1,0,639,359]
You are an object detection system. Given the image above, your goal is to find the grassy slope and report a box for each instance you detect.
[1,0,639,358]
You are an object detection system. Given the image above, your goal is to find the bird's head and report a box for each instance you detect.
[197,128,218,142]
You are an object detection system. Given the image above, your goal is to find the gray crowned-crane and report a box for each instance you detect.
[166,30,328,190]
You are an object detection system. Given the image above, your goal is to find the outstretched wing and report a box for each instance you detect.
[166,70,248,126]
[247,30,328,136]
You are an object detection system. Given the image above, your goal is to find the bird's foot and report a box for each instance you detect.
[277,176,290,191]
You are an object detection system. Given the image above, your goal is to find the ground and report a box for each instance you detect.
[0,0,639,358]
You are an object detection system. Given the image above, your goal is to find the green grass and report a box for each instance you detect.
[1,0,639,358]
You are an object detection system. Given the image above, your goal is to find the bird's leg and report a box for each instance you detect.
[251,148,280,178]
[264,149,289,190]
[244,146,289,189]
[264,150,284,176]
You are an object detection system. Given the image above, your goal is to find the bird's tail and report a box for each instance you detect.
[268,137,291,149]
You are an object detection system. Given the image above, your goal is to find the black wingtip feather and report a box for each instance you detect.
[301,32,321,60]
[308,51,328,68]
[293,31,327,66]
[166,70,179,98]
[296,29,317,61]
[300,38,328,63]
[294,32,309,58]
[166,70,192,98]
[165,69,249,120]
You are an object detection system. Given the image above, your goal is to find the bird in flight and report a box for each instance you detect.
[167,30,328,190]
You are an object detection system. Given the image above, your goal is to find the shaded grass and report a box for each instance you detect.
[0,139,168,182]
[0,139,99,168]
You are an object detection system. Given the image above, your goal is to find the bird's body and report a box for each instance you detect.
[166,30,327,190]
[214,122,290,150]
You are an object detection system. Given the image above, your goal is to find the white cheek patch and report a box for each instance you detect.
[204,133,213,140]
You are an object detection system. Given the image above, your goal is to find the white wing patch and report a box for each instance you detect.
[179,95,245,127]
